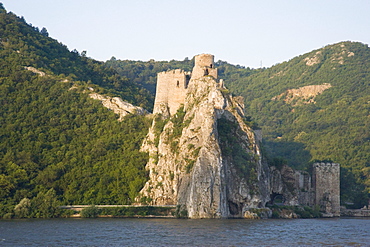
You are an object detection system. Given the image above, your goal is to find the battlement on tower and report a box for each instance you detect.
[153,54,218,116]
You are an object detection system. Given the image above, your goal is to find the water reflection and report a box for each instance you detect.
[0,218,369,246]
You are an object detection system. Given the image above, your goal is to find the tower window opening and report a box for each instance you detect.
[185,75,190,88]
[204,69,209,76]
[176,80,180,87]
[210,64,213,68]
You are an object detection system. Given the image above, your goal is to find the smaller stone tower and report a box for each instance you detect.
[313,163,340,216]
[191,54,218,80]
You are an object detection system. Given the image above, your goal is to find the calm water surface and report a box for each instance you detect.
[0,218,369,246]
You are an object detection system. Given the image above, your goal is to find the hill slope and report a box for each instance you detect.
[0,5,153,109]
[225,41,370,206]
[0,4,151,217]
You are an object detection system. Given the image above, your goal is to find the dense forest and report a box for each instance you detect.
[0,4,152,218]
[0,3,369,218]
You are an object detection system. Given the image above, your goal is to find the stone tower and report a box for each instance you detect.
[153,69,190,116]
[191,54,218,80]
[153,54,218,116]
[313,163,340,216]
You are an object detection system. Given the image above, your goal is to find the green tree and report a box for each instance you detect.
[31,189,61,218]
[40,27,48,37]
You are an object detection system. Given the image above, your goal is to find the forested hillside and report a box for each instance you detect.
[0,4,152,218]
[225,41,370,207]
[1,1,369,218]
[106,42,370,208]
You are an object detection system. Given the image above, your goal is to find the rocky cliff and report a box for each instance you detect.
[136,53,341,218]
[138,75,270,218]
[89,92,148,121]
[271,83,332,105]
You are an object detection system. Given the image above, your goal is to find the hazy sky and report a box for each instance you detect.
[2,0,370,68]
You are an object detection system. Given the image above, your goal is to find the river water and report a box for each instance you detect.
[0,218,369,246]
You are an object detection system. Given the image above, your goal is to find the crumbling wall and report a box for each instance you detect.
[269,165,314,206]
[269,163,340,216]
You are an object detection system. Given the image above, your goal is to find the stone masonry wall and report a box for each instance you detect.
[313,162,340,216]
[153,69,190,116]
[270,163,342,214]
[191,54,218,80]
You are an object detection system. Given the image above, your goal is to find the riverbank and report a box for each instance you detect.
[63,205,370,219]
[341,208,370,217]
[62,205,178,218]
[4,204,369,219]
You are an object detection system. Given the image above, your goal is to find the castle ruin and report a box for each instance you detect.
[153,54,218,116]
[150,54,341,217]
[270,162,340,217]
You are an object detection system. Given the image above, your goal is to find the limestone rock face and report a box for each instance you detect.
[25,66,46,76]
[89,93,148,121]
[139,76,270,218]
[271,83,332,105]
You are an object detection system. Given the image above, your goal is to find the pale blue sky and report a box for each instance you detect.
[2,0,370,68]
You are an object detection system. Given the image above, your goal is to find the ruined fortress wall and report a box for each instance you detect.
[191,54,218,80]
[295,171,314,206]
[295,170,311,192]
[153,69,189,115]
[313,163,340,216]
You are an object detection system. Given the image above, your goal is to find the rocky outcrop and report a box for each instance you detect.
[89,93,148,121]
[304,51,322,66]
[25,66,46,76]
[271,83,332,105]
[139,74,269,218]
